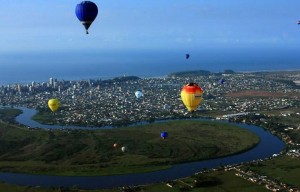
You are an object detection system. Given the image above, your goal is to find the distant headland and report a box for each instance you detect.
[168,69,235,77]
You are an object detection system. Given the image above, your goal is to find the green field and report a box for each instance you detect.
[244,155,300,188]
[0,108,22,122]
[138,171,269,192]
[0,108,262,191]
[0,112,259,176]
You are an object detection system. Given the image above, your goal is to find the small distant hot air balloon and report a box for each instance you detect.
[75,1,98,34]
[160,131,168,139]
[186,54,190,59]
[218,78,225,84]
[163,104,170,110]
[135,91,143,99]
[298,21,300,25]
[113,143,118,148]
[121,146,126,152]
[181,83,203,112]
[48,99,60,112]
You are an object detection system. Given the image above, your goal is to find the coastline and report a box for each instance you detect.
[0,69,299,86]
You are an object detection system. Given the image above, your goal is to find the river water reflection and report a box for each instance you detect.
[0,107,285,189]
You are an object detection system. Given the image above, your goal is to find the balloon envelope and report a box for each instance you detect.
[160,131,168,139]
[186,54,190,59]
[163,104,170,110]
[75,1,98,34]
[48,99,60,112]
[181,83,203,112]
[219,79,225,84]
[135,91,143,98]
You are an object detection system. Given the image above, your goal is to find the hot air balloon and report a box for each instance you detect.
[121,146,126,152]
[135,90,143,99]
[186,54,190,59]
[113,143,118,148]
[163,104,170,110]
[180,83,203,112]
[48,99,60,112]
[218,78,225,84]
[75,1,98,34]
[298,21,300,25]
[160,131,168,139]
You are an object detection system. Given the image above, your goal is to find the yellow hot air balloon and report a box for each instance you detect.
[48,98,60,112]
[180,83,203,112]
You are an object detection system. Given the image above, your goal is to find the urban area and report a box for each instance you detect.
[0,70,300,191]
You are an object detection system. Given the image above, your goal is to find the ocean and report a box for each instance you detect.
[0,48,299,85]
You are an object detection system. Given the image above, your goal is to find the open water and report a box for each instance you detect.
[0,48,300,85]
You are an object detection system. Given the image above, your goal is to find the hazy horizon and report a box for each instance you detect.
[0,47,300,85]
[0,1,300,84]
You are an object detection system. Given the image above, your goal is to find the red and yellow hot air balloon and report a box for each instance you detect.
[48,98,60,112]
[180,83,203,112]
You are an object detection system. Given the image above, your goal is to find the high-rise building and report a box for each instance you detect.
[17,84,21,93]
[49,77,53,85]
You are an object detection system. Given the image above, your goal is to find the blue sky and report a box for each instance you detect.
[0,0,300,72]
[0,0,300,53]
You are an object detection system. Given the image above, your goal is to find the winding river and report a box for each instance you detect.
[0,107,285,189]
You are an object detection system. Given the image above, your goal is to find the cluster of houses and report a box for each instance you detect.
[0,71,299,128]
